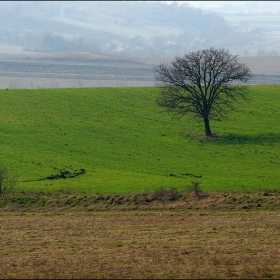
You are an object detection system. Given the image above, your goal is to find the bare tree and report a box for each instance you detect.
[154,48,251,136]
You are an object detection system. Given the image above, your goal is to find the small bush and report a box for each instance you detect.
[0,165,18,197]
[152,187,181,202]
[188,181,203,198]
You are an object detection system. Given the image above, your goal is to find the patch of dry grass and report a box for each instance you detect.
[1,209,280,279]
[1,189,280,212]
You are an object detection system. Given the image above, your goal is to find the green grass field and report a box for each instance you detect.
[1,85,280,194]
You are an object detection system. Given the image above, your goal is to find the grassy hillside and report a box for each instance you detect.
[0,85,280,194]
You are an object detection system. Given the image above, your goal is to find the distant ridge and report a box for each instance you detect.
[0,49,280,76]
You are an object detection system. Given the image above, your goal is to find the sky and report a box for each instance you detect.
[162,1,280,13]
[163,1,235,7]
[167,1,225,8]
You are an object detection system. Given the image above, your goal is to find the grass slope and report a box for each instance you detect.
[0,85,280,194]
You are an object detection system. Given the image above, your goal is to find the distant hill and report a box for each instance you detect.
[0,50,279,89]
[0,1,269,57]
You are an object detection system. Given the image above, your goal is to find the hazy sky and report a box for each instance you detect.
[170,1,226,8]
[162,1,280,13]
[163,1,235,7]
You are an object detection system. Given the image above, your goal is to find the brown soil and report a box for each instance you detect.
[1,208,280,279]
[1,190,280,279]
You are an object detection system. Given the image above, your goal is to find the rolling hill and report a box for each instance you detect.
[0,85,280,194]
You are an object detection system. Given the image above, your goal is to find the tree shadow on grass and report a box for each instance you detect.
[206,132,280,145]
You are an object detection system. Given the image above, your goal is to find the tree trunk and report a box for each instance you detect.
[203,118,212,136]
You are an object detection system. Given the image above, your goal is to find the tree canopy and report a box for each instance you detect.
[154,47,251,136]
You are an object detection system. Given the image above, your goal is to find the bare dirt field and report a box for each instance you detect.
[1,208,280,279]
